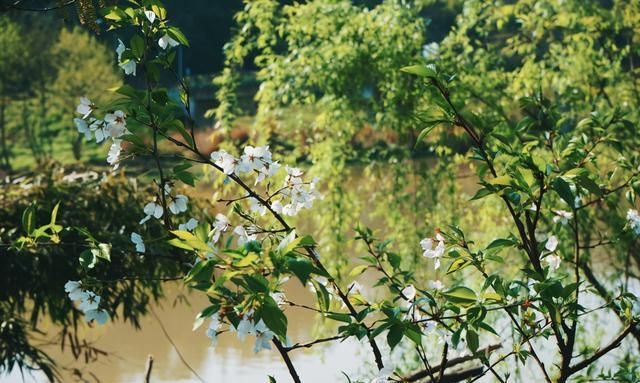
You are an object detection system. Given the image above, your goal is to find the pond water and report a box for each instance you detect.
[7,281,374,383]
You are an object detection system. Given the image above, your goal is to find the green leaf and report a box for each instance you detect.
[184,260,215,284]
[415,120,446,144]
[287,258,315,286]
[130,34,145,59]
[447,258,469,274]
[326,313,352,323]
[387,323,404,349]
[442,286,477,307]
[349,265,368,277]
[404,324,423,346]
[94,243,111,261]
[259,296,288,339]
[257,295,288,339]
[167,27,190,46]
[311,280,331,311]
[22,204,36,235]
[167,238,194,251]
[466,329,479,352]
[488,175,513,187]
[170,230,214,252]
[103,7,127,21]
[470,187,493,201]
[79,249,97,270]
[298,235,317,247]
[49,202,61,226]
[193,305,219,331]
[401,64,436,78]
[482,292,502,302]
[486,238,517,250]
[552,177,575,207]
[243,274,269,293]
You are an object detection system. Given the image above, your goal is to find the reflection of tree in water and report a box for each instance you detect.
[0,166,192,381]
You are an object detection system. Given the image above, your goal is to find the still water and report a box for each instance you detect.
[7,281,373,383]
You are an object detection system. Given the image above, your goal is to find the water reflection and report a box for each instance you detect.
[7,282,370,383]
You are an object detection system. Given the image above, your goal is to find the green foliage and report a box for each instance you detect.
[0,167,191,379]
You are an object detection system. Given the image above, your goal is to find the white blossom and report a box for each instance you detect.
[371,366,394,383]
[74,118,92,141]
[64,280,85,300]
[248,197,267,216]
[421,233,445,270]
[205,314,221,347]
[116,39,126,61]
[92,120,107,143]
[211,150,239,175]
[255,161,280,184]
[401,285,416,301]
[545,254,561,270]
[429,280,445,290]
[210,213,230,243]
[120,60,137,76]
[144,9,156,23]
[85,309,109,324]
[422,41,439,58]
[131,232,145,253]
[627,209,640,235]
[65,281,109,324]
[158,34,179,50]
[553,210,573,225]
[233,225,257,246]
[140,201,163,224]
[78,291,100,312]
[270,292,287,306]
[104,111,128,138]
[271,199,283,213]
[545,235,558,252]
[168,194,188,214]
[235,316,254,342]
[106,140,122,170]
[76,97,94,119]
[178,218,198,231]
[253,320,274,353]
[238,145,271,173]
[277,230,296,252]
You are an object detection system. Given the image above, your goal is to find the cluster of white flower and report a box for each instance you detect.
[420,232,445,270]
[627,209,640,235]
[113,10,180,76]
[211,145,277,177]
[64,281,109,324]
[140,186,190,224]
[273,166,320,216]
[210,146,320,217]
[75,97,129,169]
[233,311,276,353]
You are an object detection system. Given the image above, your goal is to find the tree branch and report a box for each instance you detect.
[568,323,637,376]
